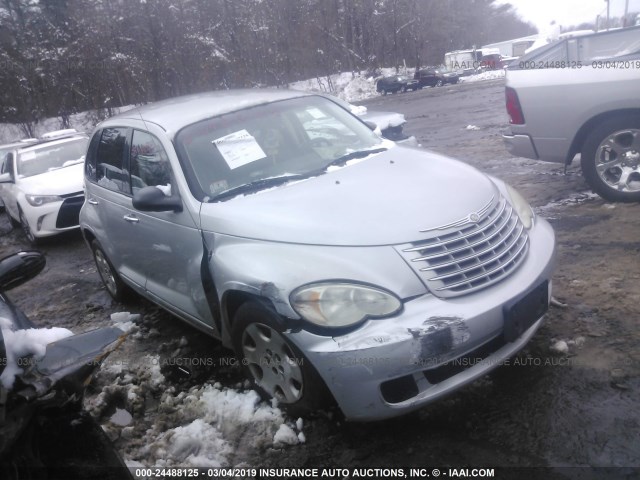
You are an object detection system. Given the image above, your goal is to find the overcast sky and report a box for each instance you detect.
[499,0,640,30]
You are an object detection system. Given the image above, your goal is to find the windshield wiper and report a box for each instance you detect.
[323,147,387,170]
[209,174,307,202]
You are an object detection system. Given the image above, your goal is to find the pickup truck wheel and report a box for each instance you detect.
[91,240,131,301]
[581,117,640,202]
[435,79,444,87]
[232,300,329,416]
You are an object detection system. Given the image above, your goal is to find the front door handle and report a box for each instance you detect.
[87,198,99,205]
[123,214,139,224]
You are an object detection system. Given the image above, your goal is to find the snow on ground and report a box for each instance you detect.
[459,69,505,83]
[83,312,306,468]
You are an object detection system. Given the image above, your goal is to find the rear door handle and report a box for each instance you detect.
[123,214,139,224]
[87,198,99,205]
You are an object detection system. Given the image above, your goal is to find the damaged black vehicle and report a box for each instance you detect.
[0,251,129,479]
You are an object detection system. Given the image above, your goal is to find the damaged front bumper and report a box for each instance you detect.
[286,218,555,421]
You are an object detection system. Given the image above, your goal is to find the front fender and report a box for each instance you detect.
[207,233,428,335]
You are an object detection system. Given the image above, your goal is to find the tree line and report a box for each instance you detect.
[0,0,535,134]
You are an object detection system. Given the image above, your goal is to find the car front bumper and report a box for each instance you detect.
[22,195,84,238]
[286,217,555,421]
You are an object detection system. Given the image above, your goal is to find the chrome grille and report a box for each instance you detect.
[400,196,529,297]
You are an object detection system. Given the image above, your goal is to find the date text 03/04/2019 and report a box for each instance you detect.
[133,467,496,478]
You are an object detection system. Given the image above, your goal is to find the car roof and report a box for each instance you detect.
[107,89,314,136]
[16,135,88,153]
[0,139,38,150]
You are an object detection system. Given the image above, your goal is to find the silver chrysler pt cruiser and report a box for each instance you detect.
[80,90,555,421]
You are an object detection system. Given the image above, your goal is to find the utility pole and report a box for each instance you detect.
[605,0,610,30]
[624,0,629,26]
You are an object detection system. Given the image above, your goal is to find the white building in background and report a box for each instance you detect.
[481,34,539,58]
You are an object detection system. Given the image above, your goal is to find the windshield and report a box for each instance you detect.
[175,96,385,200]
[17,138,87,178]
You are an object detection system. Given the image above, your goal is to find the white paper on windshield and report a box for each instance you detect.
[212,129,266,170]
[20,151,36,161]
[307,107,327,119]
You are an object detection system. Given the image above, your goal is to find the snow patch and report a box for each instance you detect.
[459,69,506,83]
[273,424,299,446]
[0,323,73,389]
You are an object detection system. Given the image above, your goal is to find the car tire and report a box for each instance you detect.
[435,79,443,87]
[581,116,640,202]
[401,86,407,93]
[381,88,387,95]
[231,300,329,416]
[5,209,19,229]
[18,207,37,245]
[91,239,132,302]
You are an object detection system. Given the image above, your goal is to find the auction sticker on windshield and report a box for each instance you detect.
[212,129,266,170]
[20,151,36,162]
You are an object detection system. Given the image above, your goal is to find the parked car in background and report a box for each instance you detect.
[0,129,88,242]
[414,68,444,87]
[0,139,39,209]
[321,94,413,143]
[439,68,460,84]
[503,26,640,202]
[80,89,555,421]
[376,74,419,94]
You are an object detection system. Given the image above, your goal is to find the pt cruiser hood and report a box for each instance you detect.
[199,147,498,246]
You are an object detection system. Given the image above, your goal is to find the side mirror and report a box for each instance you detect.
[0,251,46,291]
[132,186,182,213]
[0,172,13,183]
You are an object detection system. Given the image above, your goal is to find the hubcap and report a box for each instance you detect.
[241,323,303,404]
[595,128,640,193]
[94,249,118,296]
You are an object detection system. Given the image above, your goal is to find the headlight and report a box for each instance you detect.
[290,282,402,328]
[25,194,62,207]
[505,184,534,230]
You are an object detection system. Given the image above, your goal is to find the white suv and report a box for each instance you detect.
[0,130,88,243]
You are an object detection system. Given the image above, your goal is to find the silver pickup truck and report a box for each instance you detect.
[503,26,640,202]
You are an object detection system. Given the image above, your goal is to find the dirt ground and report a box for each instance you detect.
[1,79,638,475]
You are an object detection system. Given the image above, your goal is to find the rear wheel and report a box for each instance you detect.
[232,300,329,416]
[581,116,640,202]
[91,240,131,301]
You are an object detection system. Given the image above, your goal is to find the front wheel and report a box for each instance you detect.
[581,116,640,202]
[232,301,329,416]
[5,209,19,229]
[19,208,37,244]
